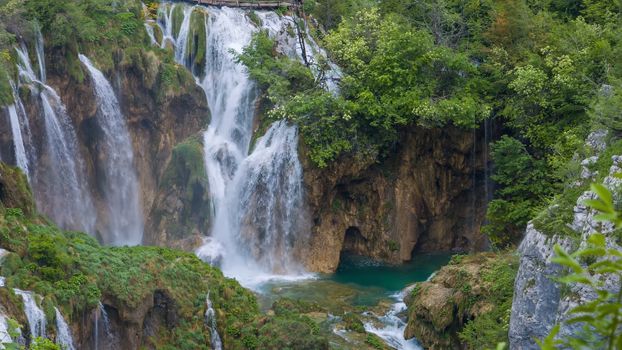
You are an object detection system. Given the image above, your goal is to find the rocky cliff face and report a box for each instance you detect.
[302,126,490,272]
[509,131,622,349]
[1,46,210,245]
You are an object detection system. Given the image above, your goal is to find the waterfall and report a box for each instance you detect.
[34,27,46,83]
[54,308,75,350]
[204,292,222,350]
[78,55,144,246]
[226,121,306,274]
[142,3,158,46]
[14,43,97,235]
[13,289,46,339]
[5,104,29,179]
[144,23,158,46]
[94,302,112,350]
[154,2,315,286]
[158,4,175,49]
[174,6,194,63]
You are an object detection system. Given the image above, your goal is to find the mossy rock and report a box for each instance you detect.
[186,8,207,76]
[171,4,185,39]
[0,162,35,217]
[153,22,164,46]
[342,312,365,333]
[149,135,210,241]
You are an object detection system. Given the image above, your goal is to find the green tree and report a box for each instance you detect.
[484,136,551,246]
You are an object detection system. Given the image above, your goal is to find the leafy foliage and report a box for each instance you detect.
[484,135,552,246]
[457,253,518,349]
[238,6,489,167]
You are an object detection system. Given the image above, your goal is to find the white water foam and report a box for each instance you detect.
[363,290,423,350]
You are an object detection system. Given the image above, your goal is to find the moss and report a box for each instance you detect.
[365,333,386,349]
[0,163,35,216]
[247,11,262,27]
[0,63,13,105]
[151,136,210,239]
[153,23,164,46]
[407,252,518,350]
[187,8,207,76]
[171,4,185,39]
[387,240,399,252]
[342,312,365,333]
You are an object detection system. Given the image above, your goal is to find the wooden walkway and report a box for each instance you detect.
[190,0,296,9]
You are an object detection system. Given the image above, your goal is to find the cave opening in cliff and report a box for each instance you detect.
[342,226,365,252]
[336,226,368,272]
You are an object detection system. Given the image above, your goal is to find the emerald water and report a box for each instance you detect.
[331,254,451,292]
[258,253,450,311]
[255,253,450,349]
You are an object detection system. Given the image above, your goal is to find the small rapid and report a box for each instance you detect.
[363,290,422,350]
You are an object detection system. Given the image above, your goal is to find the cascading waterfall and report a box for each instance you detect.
[154,3,316,284]
[54,308,75,350]
[78,54,144,246]
[14,37,97,234]
[5,103,29,179]
[13,289,46,339]
[204,292,222,350]
[227,121,307,275]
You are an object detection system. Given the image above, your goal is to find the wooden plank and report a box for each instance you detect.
[190,0,295,9]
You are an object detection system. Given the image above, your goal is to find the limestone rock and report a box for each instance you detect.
[509,154,622,349]
[302,125,490,272]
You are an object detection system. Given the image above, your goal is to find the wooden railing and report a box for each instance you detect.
[191,0,296,9]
